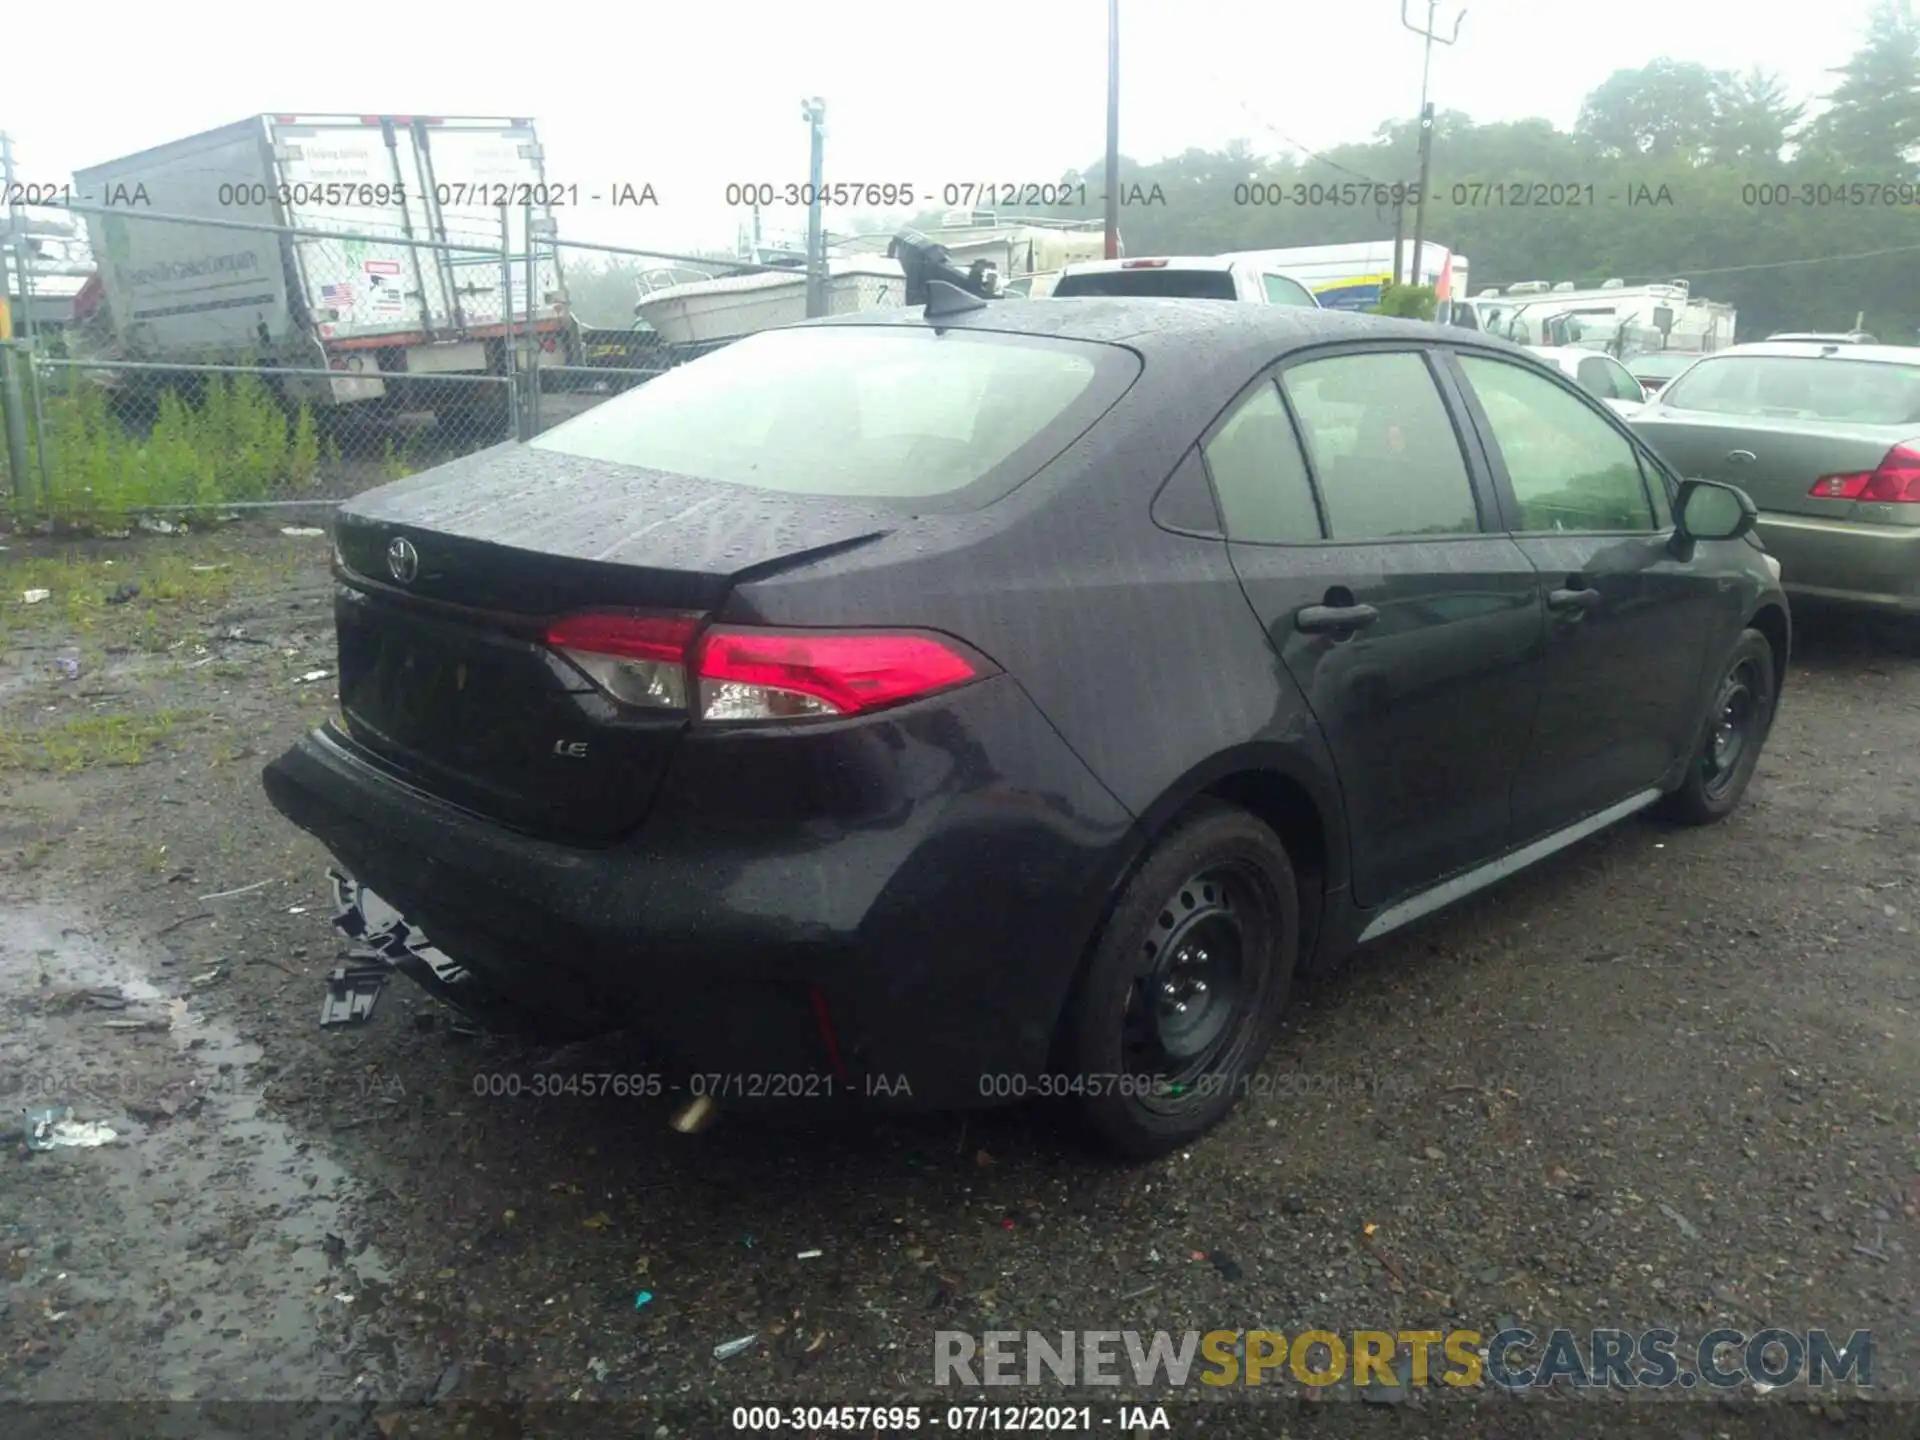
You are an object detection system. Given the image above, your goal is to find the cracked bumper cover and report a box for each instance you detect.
[262,702,1136,1110]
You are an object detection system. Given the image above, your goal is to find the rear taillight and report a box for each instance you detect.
[697,628,983,720]
[1810,443,1920,503]
[545,612,700,710]
[543,613,988,721]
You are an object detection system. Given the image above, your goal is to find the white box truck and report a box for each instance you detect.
[73,113,576,415]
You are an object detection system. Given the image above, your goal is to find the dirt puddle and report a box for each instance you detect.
[0,903,412,1403]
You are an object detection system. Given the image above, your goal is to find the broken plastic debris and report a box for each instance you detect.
[634,1290,654,1310]
[24,1109,118,1150]
[281,526,325,537]
[21,589,50,605]
[321,964,388,1026]
[796,1249,823,1260]
[713,1334,758,1361]
[297,670,331,684]
[55,651,80,680]
[137,516,177,534]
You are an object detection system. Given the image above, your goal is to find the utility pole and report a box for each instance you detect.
[1402,0,1464,294]
[1103,0,1120,259]
[1390,195,1407,289]
[802,97,827,318]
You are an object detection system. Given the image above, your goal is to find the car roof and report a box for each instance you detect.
[1056,256,1239,275]
[804,296,1533,365]
[1687,341,1919,365]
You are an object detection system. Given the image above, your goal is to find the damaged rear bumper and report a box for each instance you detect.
[262,709,1135,1111]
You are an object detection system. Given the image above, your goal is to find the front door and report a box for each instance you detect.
[1447,351,1722,842]
[1209,348,1546,908]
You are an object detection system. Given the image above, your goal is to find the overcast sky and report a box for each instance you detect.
[3,0,1880,255]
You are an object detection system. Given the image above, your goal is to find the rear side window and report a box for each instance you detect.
[530,326,1136,504]
[1261,274,1317,307]
[1202,380,1322,543]
[1281,352,1481,539]
[1053,269,1238,299]
[1660,355,1920,424]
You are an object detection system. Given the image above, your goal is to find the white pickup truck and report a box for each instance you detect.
[1050,256,1320,306]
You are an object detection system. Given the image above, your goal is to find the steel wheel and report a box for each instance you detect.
[1120,865,1259,1108]
[1659,627,1777,827]
[1700,657,1761,802]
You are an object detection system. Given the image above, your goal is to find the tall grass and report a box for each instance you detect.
[18,374,322,528]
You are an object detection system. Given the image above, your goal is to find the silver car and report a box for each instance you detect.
[1630,341,1920,617]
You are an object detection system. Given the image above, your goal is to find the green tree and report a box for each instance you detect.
[1372,283,1437,320]
[1577,59,1729,162]
[1799,0,1920,171]
[1707,69,1805,164]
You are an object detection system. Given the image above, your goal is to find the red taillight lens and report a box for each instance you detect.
[1810,444,1920,503]
[696,628,984,721]
[542,614,989,721]
[544,612,700,710]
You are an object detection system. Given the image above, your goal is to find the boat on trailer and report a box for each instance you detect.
[634,211,1107,349]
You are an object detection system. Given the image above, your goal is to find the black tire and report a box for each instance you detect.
[1059,802,1299,1160]
[1659,627,1777,826]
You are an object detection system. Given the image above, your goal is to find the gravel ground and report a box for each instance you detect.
[1,520,1916,1439]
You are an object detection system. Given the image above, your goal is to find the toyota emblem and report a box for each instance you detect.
[386,536,420,584]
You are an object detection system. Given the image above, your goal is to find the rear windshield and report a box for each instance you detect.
[1659,355,1920,424]
[530,325,1137,503]
[1053,269,1237,299]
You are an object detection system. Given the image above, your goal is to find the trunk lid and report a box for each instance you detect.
[1635,410,1916,520]
[331,444,894,841]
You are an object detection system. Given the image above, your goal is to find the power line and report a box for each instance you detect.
[1226,97,1391,187]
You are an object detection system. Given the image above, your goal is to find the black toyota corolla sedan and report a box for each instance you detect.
[263,298,1788,1158]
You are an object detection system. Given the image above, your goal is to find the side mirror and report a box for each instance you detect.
[1673,478,1756,542]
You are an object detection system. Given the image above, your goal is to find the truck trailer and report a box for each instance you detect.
[73,113,576,417]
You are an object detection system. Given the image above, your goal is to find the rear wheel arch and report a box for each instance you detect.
[1048,751,1345,1061]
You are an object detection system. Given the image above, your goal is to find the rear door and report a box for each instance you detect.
[1212,346,1544,907]
[1446,350,1720,841]
[271,117,452,342]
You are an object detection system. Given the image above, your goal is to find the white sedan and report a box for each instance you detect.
[1528,346,1647,417]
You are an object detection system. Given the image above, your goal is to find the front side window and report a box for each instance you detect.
[1280,352,1481,539]
[1458,355,1656,533]
[1577,356,1643,402]
[1261,274,1317,307]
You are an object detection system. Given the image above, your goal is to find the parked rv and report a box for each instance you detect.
[73,114,576,420]
[1475,279,1735,357]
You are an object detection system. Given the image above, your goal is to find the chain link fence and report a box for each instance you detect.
[2,196,822,527]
